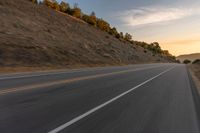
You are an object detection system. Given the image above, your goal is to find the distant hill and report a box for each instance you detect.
[0,0,176,69]
[177,53,200,62]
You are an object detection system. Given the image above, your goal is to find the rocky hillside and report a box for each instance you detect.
[0,0,175,70]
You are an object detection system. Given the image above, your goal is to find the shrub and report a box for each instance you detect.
[31,0,38,4]
[109,27,119,38]
[43,0,59,11]
[124,33,132,42]
[82,12,97,26]
[68,4,82,18]
[96,19,110,32]
[183,59,191,64]
[59,1,69,13]
[119,32,124,39]
[192,59,200,64]
[70,8,81,18]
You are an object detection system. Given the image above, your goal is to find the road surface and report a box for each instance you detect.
[0,63,199,133]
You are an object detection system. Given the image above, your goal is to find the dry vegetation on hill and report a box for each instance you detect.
[0,0,176,72]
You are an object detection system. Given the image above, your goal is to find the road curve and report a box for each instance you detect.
[0,63,199,133]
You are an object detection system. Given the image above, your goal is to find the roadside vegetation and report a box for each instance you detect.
[189,60,200,94]
[29,0,176,60]
[192,59,200,64]
[183,59,191,64]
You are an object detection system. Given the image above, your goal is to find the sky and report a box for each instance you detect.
[57,0,200,56]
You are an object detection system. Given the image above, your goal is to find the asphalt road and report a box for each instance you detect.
[0,63,199,133]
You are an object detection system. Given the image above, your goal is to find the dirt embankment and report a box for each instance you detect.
[0,0,175,73]
[189,64,200,95]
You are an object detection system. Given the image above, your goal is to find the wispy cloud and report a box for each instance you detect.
[117,7,200,26]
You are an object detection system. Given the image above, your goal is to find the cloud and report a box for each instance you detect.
[117,7,200,26]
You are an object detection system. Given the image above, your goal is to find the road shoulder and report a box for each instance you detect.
[188,64,200,95]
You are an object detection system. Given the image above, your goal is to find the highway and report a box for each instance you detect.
[0,63,199,133]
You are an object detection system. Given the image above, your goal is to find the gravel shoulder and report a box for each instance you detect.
[188,64,200,95]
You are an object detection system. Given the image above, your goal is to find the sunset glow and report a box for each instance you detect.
[63,0,200,56]
[162,40,200,56]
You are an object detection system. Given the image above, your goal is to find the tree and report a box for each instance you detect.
[146,42,162,54]
[82,14,90,22]
[82,12,97,26]
[109,27,118,35]
[73,3,79,8]
[59,1,69,13]
[109,27,120,38]
[124,33,132,41]
[183,59,191,64]
[119,32,124,39]
[52,2,60,11]
[69,4,82,18]
[31,0,38,4]
[115,33,121,39]
[96,18,110,32]
[192,59,200,64]
[89,11,97,26]
[43,0,59,11]
[82,15,94,26]
[162,50,170,56]
[43,0,52,7]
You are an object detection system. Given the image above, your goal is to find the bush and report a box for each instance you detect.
[109,27,119,38]
[70,8,81,18]
[82,12,97,26]
[31,0,38,4]
[147,42,162,54]
[43,0,59,11]
[192,59,200,64]
[96,19,110,32]
[59,1,69,13]
[124,33,132,42]
[183,59,191,64]
[119,32,124,39]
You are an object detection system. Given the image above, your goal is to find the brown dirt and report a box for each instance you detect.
[0,0,175,73]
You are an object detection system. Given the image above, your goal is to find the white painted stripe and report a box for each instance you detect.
[48,66,175,133]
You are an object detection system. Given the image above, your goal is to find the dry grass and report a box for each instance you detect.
[189,64,200,95]
[0,0,174,71]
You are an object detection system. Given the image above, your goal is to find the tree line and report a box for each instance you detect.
[30,0,176,59]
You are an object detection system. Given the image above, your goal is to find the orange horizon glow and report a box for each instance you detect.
[161,39,200,56]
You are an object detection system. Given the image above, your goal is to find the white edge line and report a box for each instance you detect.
[48,66,176,133]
